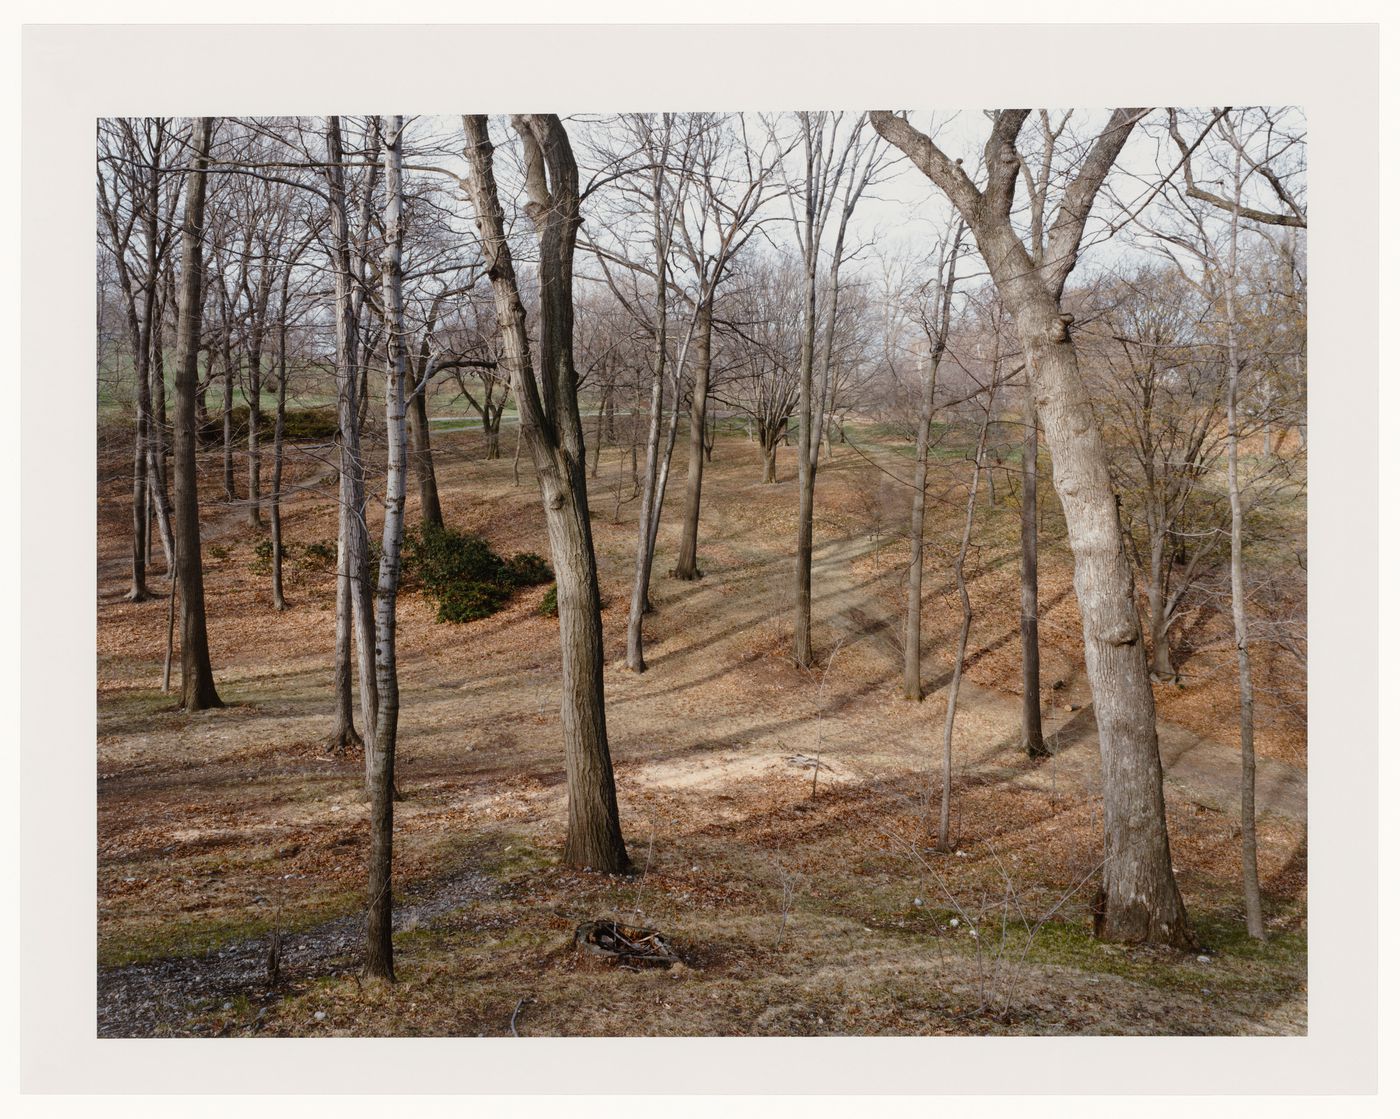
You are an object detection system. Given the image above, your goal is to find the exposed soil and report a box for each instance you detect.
[95,420,1307,1037]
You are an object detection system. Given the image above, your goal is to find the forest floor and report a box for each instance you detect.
[95,422,1308,1037]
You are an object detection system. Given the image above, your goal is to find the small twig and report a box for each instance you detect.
[509,995,531,1037]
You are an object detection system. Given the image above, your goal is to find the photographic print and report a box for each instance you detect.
[93,104,1311,1040]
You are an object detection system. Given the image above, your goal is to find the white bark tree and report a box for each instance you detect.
[871,107,1194,946]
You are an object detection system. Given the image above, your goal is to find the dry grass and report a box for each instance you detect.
[95,420,1307,1036]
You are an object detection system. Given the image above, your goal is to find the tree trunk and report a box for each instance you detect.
[1146,528,1176,683]
[625,258,670,672]
[364,116,409,983]
[246,342,263,528]
[170,117,222,712]
[793,252,818,669]
[904,231,961,700]
[761,427,779,483]
[903,345,939,701]
[127,380,152,601]
[407,368,444,529]
[869,109,1193,947]
[1017,303,1190,946]
[147,340,175,574]
[462,113,628,875]
[1021,384,1047,756]
[673,301,713,581]
[221,342,235,503]
[270,316,288,611]
[325,116,377,761]
[1223,152,1265,941]
[938,410,990,849]
[484,419,501,460]
[326,526,362,753]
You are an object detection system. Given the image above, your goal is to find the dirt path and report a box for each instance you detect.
[779,528,1305,824]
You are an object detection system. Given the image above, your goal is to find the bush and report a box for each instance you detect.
[300,540,338,571]
[538,584,558,617]
[401,524,552,625]
[403,525,503,591]
[502,552,552,588]
[208,405,340,443]
[435,581,511,624]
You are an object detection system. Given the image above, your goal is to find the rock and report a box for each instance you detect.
[1197,955,1211,964]
[314,1010,326,1021]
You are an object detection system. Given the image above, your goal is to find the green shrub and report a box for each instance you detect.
[300,540,338,571]
[502,552,552,588]
[211,406,340,443]
[403,525,503,590]
[538,584,558,617]
[435,581,511,624]
[401,525,551,625]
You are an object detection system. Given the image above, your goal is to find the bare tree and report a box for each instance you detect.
[97,117,183,599]
[903,222,964,701]
[672,114,783,580]
[323,115,379,757]
[462,113,629,873]
[773,111,884,669]
[715,253,804,483]
[170,116,223,711]
[871,107,1193,946]
[937,378,995,850]
[364,114,411,982]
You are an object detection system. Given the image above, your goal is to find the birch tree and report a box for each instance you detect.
[364,114,411,981]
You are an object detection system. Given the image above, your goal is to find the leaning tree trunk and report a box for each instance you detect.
[904,230,961,700]
[625,267,669,673]
[1021,378,1047,756]
[1011,291,1190,946]
[407,368,444,529]
[147,340,176,575]
[170,116,222,712]
[1146,528,1177,682]
[462,113,628,875]
[673,301,714,581]
[127,367,153,601]
[868,108,1193,948]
